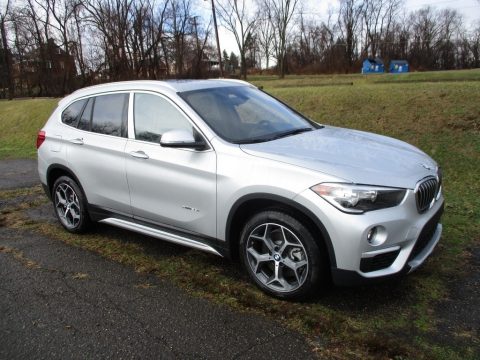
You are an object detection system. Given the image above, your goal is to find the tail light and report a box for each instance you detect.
[36,130,46,149]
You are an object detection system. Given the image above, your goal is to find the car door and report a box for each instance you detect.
[66,92,131,215]
[125,91,217,238]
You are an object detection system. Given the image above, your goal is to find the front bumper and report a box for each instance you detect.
[294,188,444,286]
[331,221,442,286]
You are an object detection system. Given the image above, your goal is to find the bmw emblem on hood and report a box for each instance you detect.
[420,163,433,170]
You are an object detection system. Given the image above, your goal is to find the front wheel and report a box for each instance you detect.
[239,210,325,300]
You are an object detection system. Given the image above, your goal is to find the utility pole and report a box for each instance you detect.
[191,15,202,78]
[206,0,224,77]
[191,16,201,53]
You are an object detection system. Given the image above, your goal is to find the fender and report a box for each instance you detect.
[46,163,88,202]
[226,193,337,267]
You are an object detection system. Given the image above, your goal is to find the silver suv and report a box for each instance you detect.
[37,80,444,299]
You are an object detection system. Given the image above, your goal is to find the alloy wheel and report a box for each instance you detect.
[245,222,309,293]
[54,182,82,229]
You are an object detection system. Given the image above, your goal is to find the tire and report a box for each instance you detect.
[52,176,91,233]
[239,210,325,300]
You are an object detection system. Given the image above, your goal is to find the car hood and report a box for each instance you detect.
[240,127,438,189]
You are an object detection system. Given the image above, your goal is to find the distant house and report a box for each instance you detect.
[12,39,76,96]
[361,58,385,74]
[389,60,409,73]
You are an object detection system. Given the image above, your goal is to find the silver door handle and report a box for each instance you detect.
[69,138,84,145]
[129,150,149,159]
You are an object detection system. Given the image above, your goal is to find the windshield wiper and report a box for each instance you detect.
[269,127,313,141]
[235,127,313,145]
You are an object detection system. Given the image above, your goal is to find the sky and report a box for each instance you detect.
[211,0,480,55]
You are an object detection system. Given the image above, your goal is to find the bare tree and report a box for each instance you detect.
[21,0,53,95]
[470,23,480,68]
[2,0,479,97]
[44,0,80,94]
[216,0,256,79]
[260,0,299,78]
[255,10,274,70]
[84,0,135,80]
[71,2,88,84]
[0,0,13,99]
[190,16,212,78]
[436,8,462,69]
[168,0,192,77]
[338,0,363,71]
[362,0,402,57]
[409,6,441,70]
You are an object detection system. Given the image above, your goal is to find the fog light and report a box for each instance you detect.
[367,227,377,243]
[366,226,387,246]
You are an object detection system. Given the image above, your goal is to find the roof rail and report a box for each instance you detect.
[212,78,254,87]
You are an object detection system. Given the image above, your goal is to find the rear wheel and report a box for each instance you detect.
[52,176,91,233]
[240,210,325,299]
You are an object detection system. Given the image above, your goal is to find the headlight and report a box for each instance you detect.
[311,183,406,214]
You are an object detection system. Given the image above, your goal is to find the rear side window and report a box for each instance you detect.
[78,98,93,131]
[91,94,128,137]
[61,99,87,127]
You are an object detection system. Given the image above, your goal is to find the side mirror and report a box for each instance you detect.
[160,129,207,150]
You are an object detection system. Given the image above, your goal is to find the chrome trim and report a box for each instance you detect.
[99,218,222,257]
[414,176,438,213]
[361,246,401,258]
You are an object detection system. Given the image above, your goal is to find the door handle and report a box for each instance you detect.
[69,138,84,145]
[129,150,149,159]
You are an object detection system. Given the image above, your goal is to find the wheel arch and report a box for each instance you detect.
[46,164,88,202]
[225,193,336,268]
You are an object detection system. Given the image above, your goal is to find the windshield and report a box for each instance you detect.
[179,86,317,143]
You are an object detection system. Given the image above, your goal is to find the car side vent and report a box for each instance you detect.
[415,177,438,213]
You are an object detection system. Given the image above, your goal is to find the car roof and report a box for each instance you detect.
[59,79,253,107]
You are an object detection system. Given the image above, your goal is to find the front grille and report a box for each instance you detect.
[408,204,444,261]
[415,177,439,213]
[360,249,401,273]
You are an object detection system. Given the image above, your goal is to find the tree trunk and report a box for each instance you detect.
[241,52,247,79]
[1,19,14,100]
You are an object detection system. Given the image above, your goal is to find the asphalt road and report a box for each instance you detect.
[0,159,316,359]
[0,159,40,190]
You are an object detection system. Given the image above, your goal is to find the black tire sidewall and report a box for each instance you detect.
[52,176,90,233]
[239,210,324,300]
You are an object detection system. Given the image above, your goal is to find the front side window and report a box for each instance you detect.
[91,93,128,137]
[179,86,316,143]
[61,99,87,127]
[134,93,193,143]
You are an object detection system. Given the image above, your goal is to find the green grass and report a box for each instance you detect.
[1,69,479,359]
[249,68,480,88]
[0,98,58,159]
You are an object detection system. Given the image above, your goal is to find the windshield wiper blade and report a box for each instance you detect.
[269,127,313,140]
[234,138,271,144]
[235,127,313,145]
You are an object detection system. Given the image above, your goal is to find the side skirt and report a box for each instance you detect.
[99,218,223,257]
[88,205,228,257]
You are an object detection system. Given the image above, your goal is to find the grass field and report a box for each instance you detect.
[0,98,58,159]
[1,69,479,359]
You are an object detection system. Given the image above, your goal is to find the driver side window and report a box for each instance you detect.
[134,93,193,143]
